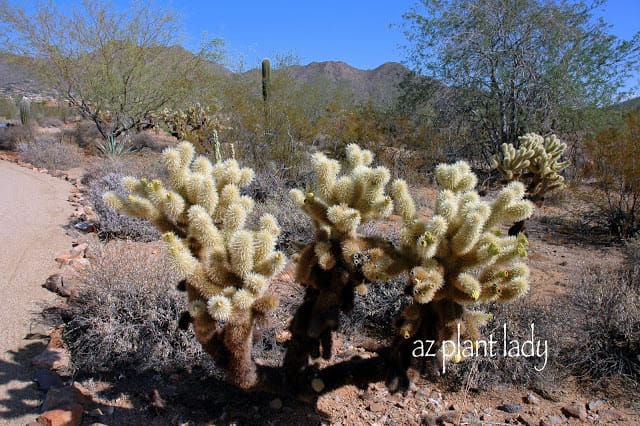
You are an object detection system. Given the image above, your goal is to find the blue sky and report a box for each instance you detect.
[174,1,639,73]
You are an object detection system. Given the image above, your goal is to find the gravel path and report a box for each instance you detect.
[0,160,73,425]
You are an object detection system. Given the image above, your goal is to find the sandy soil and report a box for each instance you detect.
[0,160,73,425]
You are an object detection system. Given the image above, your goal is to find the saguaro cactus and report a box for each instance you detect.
[19,97,31,126]
[261,58,271,105]
[103,142,286,389]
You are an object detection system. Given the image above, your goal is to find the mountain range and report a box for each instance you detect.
[0,53,410,107]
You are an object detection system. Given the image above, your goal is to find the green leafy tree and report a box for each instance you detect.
[402,0,640,156]
[0,0,223,141]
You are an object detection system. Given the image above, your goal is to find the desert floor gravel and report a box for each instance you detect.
[0,160,72,425]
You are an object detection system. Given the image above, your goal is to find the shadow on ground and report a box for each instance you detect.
[77,366,330,425]
[0,341,46,422]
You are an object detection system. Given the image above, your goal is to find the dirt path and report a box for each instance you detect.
[0,160,73,425]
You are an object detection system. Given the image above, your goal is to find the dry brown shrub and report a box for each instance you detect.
[63,240,210,374]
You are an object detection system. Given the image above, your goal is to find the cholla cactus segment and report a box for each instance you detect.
[102,141,285,389]
[492,133,569,201]
[293,145,396,240]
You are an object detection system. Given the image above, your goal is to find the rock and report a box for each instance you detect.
[547,415,563,424]
[68,258,90,272]
[270,398,283,410]
[525,392,540,405]
[562,403,587,420]
[42,386,87,412]
[42,274,73,297]
[88,408,104,417]
[436,410,461,424]
[598,408,624,422]
[32,348,70,373]
[54,253,73,265]
[33,369,63,391]
[74,221,97,233]
[587,400,603,411]
[70,243,88,257]
[48,328,65,350]
[498,403,522,413]
[36,403,83,426]
[517,414,537,426]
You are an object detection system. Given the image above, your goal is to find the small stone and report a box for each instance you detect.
[436,410,461,424]
[36,404,83,426]
[548,415,563,424]
[70,243,88,257]
[525,392,540,405]
[269,398,283,410]
[74,221,97,233]
[33,369,63,391]
[89,408,104,417]
[587,400,603,411]
[498,403,522,413]
[101,405,115,416]
[41,386,87,412]
[517,414,537,426]
[562,404,587,420]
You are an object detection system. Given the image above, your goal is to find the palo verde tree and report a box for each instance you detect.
[401,0,640,156]
[0,0,223,141]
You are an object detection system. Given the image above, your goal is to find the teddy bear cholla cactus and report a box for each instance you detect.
[284,144,409,389]
[492,133,569,203]
[103,141,286,389]
[382,161,533,389]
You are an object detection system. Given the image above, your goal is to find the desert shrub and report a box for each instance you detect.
[586,108,640,237]
[63,240,210,373]
[62,121,102,149]
[562,265,640,385]
[83,153,167,186]
[246,169,313,256]
[89,173,161,241]
[41,117,65,128]
[0,124,30,150]
[17,136,83,170]
[441,298,564,390]
[130,130,171,152]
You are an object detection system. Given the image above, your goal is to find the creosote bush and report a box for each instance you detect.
[104,141,534,396]
[64,240,209,373]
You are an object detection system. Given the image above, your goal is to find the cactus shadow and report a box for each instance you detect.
[84,366,331,425]
[0,341,48,421]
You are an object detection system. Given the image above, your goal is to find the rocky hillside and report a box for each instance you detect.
[286,61,410,106]
[0,52,409,107]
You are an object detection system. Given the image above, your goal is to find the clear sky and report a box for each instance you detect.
[172,1,639,72]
